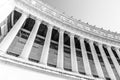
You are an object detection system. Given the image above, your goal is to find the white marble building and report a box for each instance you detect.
[0,0,120,80]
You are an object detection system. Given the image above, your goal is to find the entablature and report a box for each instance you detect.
[15,0,120,48]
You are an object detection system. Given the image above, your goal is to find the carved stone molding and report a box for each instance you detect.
[15,0,120,48]
[24,0,120,41]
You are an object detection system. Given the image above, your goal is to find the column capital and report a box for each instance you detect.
[48,24,54,29]
[103,44,112,49]
[36,18,42,22]
[89,40,99,46]
[87,39,94,44]
[67,32,75,38]
[64,31,74,38]
[106,45,111,48]
[58,29,64,33]
[78,36,84,41]
[35,19,42,23]
[115,47,120,51]
[97,42,103,46]
[70,33,75,37]
[22,12,29,17]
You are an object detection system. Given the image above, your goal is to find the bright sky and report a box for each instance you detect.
[42,0,120,33]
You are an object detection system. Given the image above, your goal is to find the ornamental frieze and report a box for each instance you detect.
[16,0,120,47]
[28,0,120,41]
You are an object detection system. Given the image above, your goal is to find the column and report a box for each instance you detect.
[98,43,116,80]
[0,13,28,53]
[107,46,120,77]
[70,34,78,73]
[0,20,6,41]
[20,19,41,59]
[79,37,92,76]
[1,24,6,37]
[11,11,14,26]
[40,24,53,65]
[89,41,105,78]
[57,29,64,69]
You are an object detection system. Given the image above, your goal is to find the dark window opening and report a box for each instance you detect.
[47,28,57,68]
[117,59,120,65]
[106,77,111,80]
[103,46,110,57]
[7,51,19,57]
[79,72,86,75]
[103,46,113,64]
[29,58,39,63]
[74,37,81,49]
[93,75,99,78]
[7,10,22,32]
[98,56,104,62]
[64,33,70,46]
[64,36,71,72]
[34,36,45,45]
[7,13,12,32]
[13,10,22,25]
[88,53,93,60]
[20,30,29,40]
[22,18,35,32]
[84,40,91,52]
[47,63,56,67]
[64,68,72,71]
[111,47,119,58]
[51,28,59,42]
[108,57,113,65]
[64,46,70,54]
[94,43,101,55]
[76,50,82,57]
[50,42,58,50]
[37,23,48,37]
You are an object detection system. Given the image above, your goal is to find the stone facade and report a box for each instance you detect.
[0,0,120,80]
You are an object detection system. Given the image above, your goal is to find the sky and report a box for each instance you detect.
[42,0,120,33]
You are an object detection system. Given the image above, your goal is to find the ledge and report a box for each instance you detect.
[21,0,120,42]
[0,50,105,80]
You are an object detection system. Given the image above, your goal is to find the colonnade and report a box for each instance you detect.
[0,11,120,80]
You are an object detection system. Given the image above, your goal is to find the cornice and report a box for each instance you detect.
[15,0,120,47]
[27,0,120,41]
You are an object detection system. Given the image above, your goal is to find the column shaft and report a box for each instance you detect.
[20,19,41,59]
[57,29,64,69]
[70,34,78,73]
[98,44,116,80]
[0,13,27,53]
[89,41,105,78]
[1,24,7,37]
[107,46,120,77]
[40,24,53,65]
[11,11,14,26]
[79,38,92,76]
